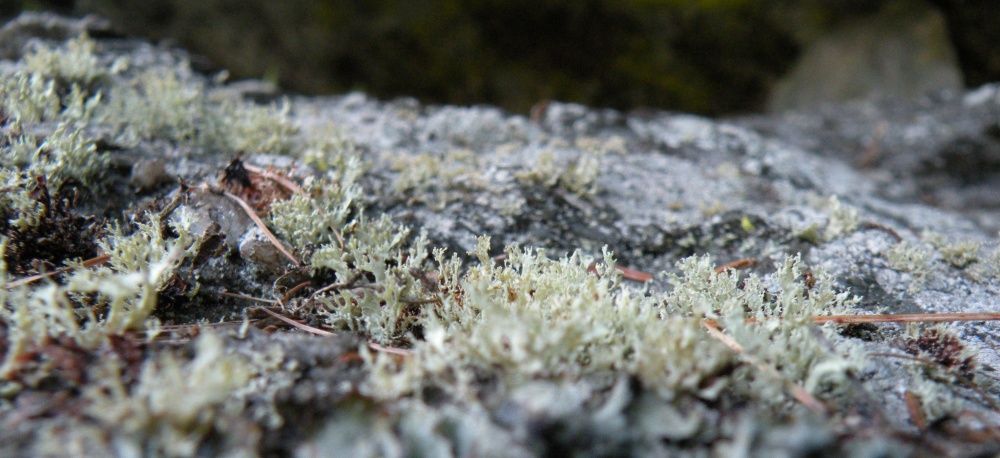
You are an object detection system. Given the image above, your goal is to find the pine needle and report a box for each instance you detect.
[702,320,827,415]
[221,189,301,267]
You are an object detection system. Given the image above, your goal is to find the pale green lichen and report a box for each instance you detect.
[0,210,203,381]
[270,145,363,250]
[100,66,296,155]
[516,147,604,196]
[924,231,982,269]
[389,149,483,207]
[309,216,430,343]
[1,34,120,125]
[796,195,860,243]
[886,240,935,294]
[0,73,60,123]
[22,34,125,86]
[362,239,863,414]
[0,122,108,234]
[83,332,256,457]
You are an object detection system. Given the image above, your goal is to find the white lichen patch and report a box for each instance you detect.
[83,332,256,457]
[360,238,864,417]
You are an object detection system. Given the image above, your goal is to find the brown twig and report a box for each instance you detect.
[255,307,334,336]
[368,341,414,357]
[904,390,928,431]
[280,281,312,304]
[702,320,827,415]
[814,313,1000,325]
[245,163,346,250]
[7,254,111,289]
[243,163,307,197]
[256,307,413,357]
[217,291,277,304]
[311,272,364,298]
[704,312,1000,329]
[715,258,758,275]
[221,189,300,267]
[586,263,654,282]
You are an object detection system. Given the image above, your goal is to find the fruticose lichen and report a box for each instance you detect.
[0,27,995,457]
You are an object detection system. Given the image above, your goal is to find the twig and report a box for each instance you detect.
[586,263,654,282]
[221,189,300,267]
[243,163,306,197]
[244,163,346,250]
[255,307,333,336]
[217,291,277,304]
[7,254,111,288]
[702,320,827,415]
[256,307,413,357]
[368,341,413,357]
[904,390,928,431]
[814,313,1000,325]
[280,281,312,304]
[311,272,364,298]
[705,312,1000,329]
[715,258,758,275]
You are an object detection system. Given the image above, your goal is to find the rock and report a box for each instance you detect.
[768,0,963,112]
[2,13,1000,457]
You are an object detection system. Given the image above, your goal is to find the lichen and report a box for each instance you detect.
[83,332,256,457]
[886,240,935,294]
[361,239,863,417]
[22,34,124,87]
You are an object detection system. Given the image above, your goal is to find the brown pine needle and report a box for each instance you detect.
[217,291,277,304]
[254,307,413,357]
[244,163,346,250]
[222,189,301,267]
[904,390,928,431]
[705,312,1000,329]
[616,265,654,282]
[814,312,1000,325]
[255,307,333,336]
[7,254,111,289]
[311,272,364,299]
[702,320,827,415]
[368,341,414,357]
[243,163,307,197]
[715,258,758,275]
[586,263,654,282]
[280,281,312,303]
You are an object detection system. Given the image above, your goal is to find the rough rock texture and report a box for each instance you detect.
[2,13,1000,457]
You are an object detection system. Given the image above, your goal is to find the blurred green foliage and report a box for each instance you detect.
[29,0,984,115]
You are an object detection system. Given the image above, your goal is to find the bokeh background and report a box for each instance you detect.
[2,0,997,116]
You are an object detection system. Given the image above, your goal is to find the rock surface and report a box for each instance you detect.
[1,13,999,457]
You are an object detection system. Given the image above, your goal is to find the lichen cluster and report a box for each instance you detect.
[0,31,996,457]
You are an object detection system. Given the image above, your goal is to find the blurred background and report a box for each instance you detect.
[1,0,997,116]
